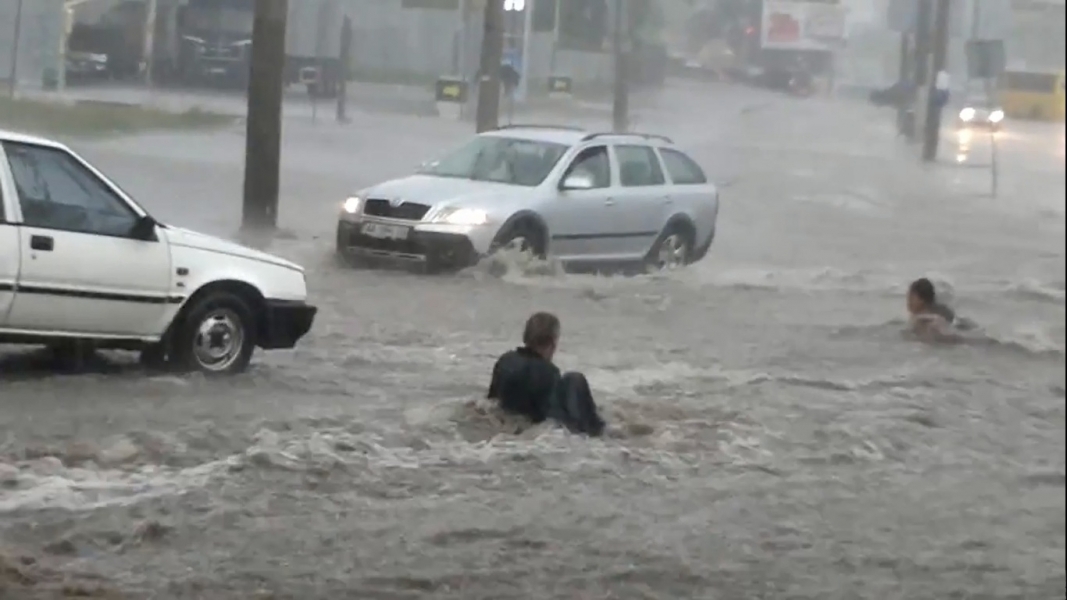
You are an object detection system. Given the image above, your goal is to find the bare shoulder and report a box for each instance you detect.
[910,314,962,344]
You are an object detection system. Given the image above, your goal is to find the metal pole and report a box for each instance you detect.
[7,0,24,97]
[517,0,534,101]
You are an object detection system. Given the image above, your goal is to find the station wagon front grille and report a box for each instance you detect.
[363,199,431,221]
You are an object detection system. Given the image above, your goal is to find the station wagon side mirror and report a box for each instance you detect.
[130,215,158,241]
[560,172,595,191]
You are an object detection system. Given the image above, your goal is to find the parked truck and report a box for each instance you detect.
[176,0,345,96]
[683,0,843,88]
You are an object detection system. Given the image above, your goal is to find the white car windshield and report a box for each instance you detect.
[419,136,569,187]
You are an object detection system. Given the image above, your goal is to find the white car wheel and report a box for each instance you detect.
[173,292,257,375]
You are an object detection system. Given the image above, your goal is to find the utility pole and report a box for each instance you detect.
[242,0,288,232]
[336,15,352,123]
[896,32,912,136]
[7,0,24,97]
[516,0,534,101]
[475,0,505,132]
[921,0,950,162]
[142,0,157,87]
[611,0,630,133]
[913,0,932,87]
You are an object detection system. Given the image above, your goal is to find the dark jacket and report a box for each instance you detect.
[487,347,561,423]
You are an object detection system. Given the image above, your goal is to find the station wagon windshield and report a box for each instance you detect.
[418,136,568,187]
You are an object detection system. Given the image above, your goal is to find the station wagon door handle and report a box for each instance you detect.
[662,196,673,204]
[30,235,54,252]
[604,198,616,206]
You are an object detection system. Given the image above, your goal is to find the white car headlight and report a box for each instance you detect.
[959,107,976,122]
[342,196,362,214]
[437,208,489,226]
[989,109,1004,123]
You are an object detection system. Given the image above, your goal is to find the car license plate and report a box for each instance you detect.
[361,222,410,240]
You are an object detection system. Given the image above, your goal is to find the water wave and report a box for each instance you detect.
[1001,278,1066,304]
[834,318,1064,359]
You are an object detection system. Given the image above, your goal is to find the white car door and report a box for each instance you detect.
[608,144,671,258]
[0,140,173,337]
[541,144,618,260]
[0,197,19,327]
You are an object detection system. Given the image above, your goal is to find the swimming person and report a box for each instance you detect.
[487,312,606,437]
[907,278,961,342]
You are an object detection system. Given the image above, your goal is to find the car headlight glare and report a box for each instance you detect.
[959,107,976,122]
[439,208,489,226]
[989,109,1004,123]
[342,196,362,214]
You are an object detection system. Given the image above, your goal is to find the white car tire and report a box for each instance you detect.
[172,292,258,376]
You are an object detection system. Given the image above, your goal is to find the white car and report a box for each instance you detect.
[0,129,316,375]
[337,126,720,272]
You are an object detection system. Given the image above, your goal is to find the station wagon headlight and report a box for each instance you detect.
[436,207,489,226]
[342,196,362,214]
[989,109,1004,123]
[959,107,976,122]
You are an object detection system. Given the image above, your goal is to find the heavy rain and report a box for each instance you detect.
[0,1,1064,598]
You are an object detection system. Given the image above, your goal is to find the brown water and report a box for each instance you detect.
[1,85,1064,599]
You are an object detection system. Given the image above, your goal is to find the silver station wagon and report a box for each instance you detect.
[336,125,720,272]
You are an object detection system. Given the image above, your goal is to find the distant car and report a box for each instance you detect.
[336,126,720,273]
[65,51,110,83]
[0,129,317,375]
[957,94,1005,131]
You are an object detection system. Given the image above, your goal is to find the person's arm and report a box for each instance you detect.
[487,357,503,399]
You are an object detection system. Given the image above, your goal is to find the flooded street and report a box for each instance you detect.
[2,84,1064,599]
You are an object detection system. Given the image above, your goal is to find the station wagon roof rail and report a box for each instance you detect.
[579,131,674,144]
[494,124,586,131]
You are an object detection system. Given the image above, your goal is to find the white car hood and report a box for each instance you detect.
[363,174,530,211]
[164,226,303,272]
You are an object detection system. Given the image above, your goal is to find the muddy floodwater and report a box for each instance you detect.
[1,86,1065,599]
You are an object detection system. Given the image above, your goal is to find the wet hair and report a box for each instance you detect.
[909,278,936,305]
[522,312,560,349]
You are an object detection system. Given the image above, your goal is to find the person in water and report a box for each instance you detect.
[907,277,960,341]
[487,312,605,437]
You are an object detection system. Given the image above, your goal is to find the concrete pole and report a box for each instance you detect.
[143,0,157,87]
[7,0,24,97]
[516,0,534,101]
[921,0,951,162]
[475,0,505,132]
[612,0,630,132]
[242,0,288,232]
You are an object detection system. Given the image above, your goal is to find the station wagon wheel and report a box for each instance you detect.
[644,226,692,273]
[491,221,546,258]
[172,292,257,376]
